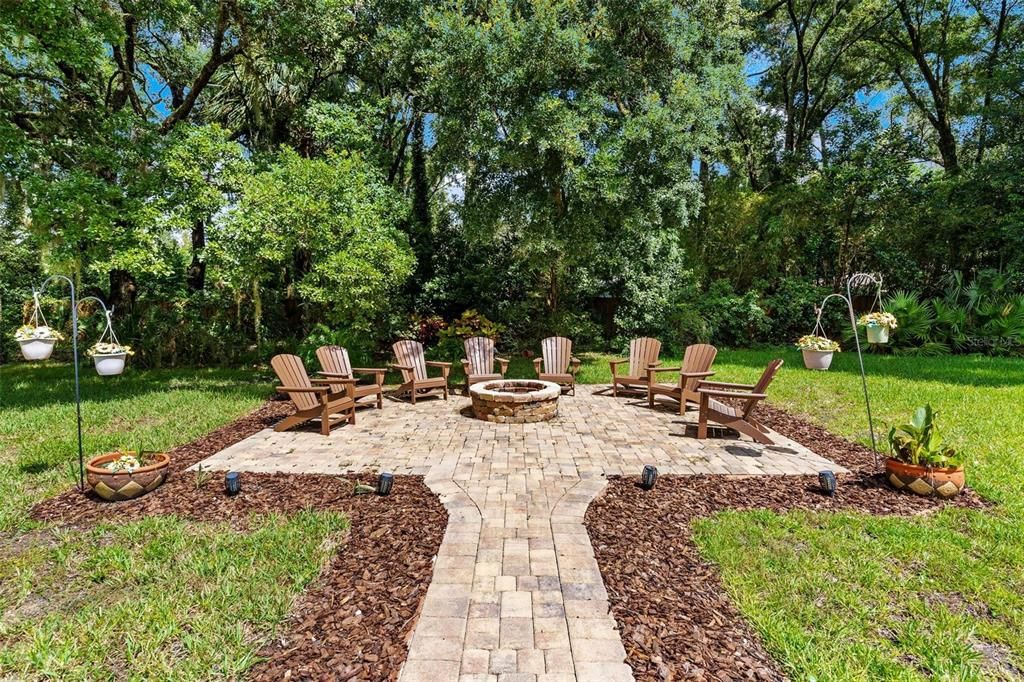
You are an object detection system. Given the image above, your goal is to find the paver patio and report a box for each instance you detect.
[196,387,845,681]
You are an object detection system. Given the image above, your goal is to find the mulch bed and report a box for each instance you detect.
[30,399,448,682]
[585,403,987,682]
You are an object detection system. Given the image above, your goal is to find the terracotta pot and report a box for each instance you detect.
[866,325,890,344]
[885,457,964,499]
[19,338,56,361]
[86,452,170,501]
[801,349,834,370]
[93,352,127,376]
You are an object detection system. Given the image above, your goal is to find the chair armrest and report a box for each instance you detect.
[647,366,682,374]
[276,385,328,393]
[496,357,510,375]
[698,380,756,390]
[350,367,388,375]
[647,361,662,367]
[533,358,542,376]
[698,388,767,400]
[570,357,581,375]
[608,359,628,366]
[680,370,715,378]
[389,363,414,371]
[312,376,358,384]
[425,361,453,368]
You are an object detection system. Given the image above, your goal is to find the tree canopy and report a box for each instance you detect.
[1,0,1022,363]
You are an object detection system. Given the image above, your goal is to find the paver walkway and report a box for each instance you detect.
[197,387,845,681]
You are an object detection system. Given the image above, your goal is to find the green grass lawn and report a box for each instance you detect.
[0,363,345,680]
[2,350,1023,679]
[661,349,1024,681]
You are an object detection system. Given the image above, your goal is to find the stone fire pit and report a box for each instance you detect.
[469,380,561,423]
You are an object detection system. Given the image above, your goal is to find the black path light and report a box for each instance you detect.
[640,465,658,490]
[225,471,242,496]
[818,470,838,497]
[377,472,394,496]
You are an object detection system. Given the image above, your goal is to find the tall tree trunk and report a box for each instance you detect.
[108,269,137,314]
[187,219,207,291]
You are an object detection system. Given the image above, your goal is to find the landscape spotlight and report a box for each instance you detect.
[377,472,394,496]
[641,465,658,490]
[818,470,837,496]
[225,471,241,496]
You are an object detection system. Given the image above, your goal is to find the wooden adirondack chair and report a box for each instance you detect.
[271,354,356,436]
[647,344,718,414]
[609,337,662,396]
[696,359,784,445]
[315,345,386,409]
[533,336,581,394]
[390,340,451,403]
[461,336,509,394]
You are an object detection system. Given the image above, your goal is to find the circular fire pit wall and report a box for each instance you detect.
[469,380,561,423]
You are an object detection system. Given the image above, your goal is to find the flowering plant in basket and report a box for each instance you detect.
[14,325,65,341]
[857,312,898,330]
[794,335,840,352]
[86,341,134,357]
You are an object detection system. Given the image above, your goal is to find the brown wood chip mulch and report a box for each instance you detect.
[584,403,988,682]
[29,399,447,681]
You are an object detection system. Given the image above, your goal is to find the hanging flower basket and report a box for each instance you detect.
[86,451,170,501]
[85,309,131,376]
[87,342,134,376]
[794,335,840,370]
[858,312,898,345]
[14,325,64,361]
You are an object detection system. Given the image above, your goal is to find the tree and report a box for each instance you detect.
[211,148,414,342]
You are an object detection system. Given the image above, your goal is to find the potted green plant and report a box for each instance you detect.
[87,341,134,376]
[86,447,170,501]
[858,312,898,344]
[885,405,965,498]
[795,335,840,370]
[14,324,64,361]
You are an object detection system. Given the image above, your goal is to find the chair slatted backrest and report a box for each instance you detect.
[271,354,318,411]
[680,344,718,392]
[316,346,352,393]
[628,337,662,377]
[743,358,784,416]
[393,340,428,382]
[541,336,573,374]
[464,337,496,376]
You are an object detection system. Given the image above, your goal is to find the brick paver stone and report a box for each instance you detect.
[196,386,846,681]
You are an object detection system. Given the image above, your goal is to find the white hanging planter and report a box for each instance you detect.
[93,352,128,376]
[19,338,57,361]
[866,325,890,344]
[801,349,834,370]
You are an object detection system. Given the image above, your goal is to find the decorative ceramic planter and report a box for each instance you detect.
[885,457,965,499]
[802,349,834,370]
[866,325,890,344]
[86,452,170,501]
[19,338,56,361]
[93,352,127,376]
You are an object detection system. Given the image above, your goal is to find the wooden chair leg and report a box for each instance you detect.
[612,379,617,397]
[443,383,449,400]
[697,395,709,439]
[647,389,654,408]
[321,408,331,436]
[349,405,356,425]
[376,390,383,409]
[274,414,308,433]
[411,384,416,405]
